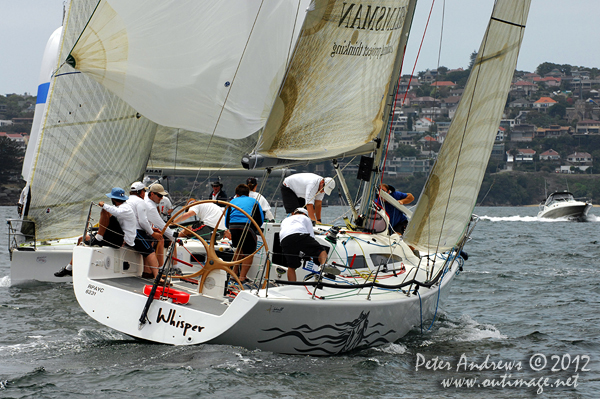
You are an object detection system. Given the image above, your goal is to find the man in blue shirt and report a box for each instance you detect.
[376,184,414,235]
[226,184,263,283]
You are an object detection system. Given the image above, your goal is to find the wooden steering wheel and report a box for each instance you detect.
[161,200,270,293]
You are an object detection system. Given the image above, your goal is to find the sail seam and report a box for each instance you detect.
[490,16,525,28]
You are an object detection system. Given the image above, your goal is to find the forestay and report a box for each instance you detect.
[403,0,531,252]
[257,0,416,161]
[67,0,311,139]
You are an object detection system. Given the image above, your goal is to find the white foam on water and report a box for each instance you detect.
[0,340,51,356]
[374,342,408,355]
[77,328,131,342]
[0,276,10,287]
[420,315,506,345]
[479,215,558,222]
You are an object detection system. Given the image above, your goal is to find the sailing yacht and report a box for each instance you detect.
[7,26,80,284]
[63,0,529,354]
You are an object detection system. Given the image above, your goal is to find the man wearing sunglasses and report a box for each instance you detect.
[145,184,177,267]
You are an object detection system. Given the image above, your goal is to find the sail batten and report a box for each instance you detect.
[403,0,531,253]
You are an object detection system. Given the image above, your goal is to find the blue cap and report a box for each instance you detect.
[105,187,129,201]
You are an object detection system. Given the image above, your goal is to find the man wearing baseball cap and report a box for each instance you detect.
[280,173,335,224]
[145,183,177,267]
[128,181,162,278]
[279,207,328,281]
[54,187,135,277]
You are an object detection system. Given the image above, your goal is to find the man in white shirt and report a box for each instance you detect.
[281,173,335,223]
[54,187,135,277]
[279,208,328,281]
[145,183,177,266]
[128,181,162,278]
[174,200,227,240]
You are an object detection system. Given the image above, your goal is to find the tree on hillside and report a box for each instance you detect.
[0,137,24,183]
[468,50,478,70]
[536,62,572,77]
[394,144,419,157]
[525,110,552,127]
[548,103,566,119]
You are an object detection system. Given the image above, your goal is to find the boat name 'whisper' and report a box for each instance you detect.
[339,3,407,31]
[156,308,205,336]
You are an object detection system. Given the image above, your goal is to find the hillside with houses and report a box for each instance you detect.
[1,62,600,206]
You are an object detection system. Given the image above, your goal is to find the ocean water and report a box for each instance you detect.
[1,205,599,398]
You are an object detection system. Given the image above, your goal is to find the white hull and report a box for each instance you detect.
[537,192,592,220]
[10,239,77,285]
[73,225,462,355]
[538,202,592,220]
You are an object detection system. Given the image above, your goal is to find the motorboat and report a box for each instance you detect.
[537,191,592,220]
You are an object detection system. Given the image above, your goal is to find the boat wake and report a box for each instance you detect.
[480,215,571,222]
[422,314,506,344]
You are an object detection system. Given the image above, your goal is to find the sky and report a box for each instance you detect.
[1,0,599,95]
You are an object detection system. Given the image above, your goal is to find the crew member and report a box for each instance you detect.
[279,208,328,282]
[377,184,414,235]
[226,184,263,284]
[281,173,335,223]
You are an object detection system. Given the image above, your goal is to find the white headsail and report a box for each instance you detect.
[403,0,531,252]
[257,0,417,162]
[66,0,311,139]
[26,0,157,241]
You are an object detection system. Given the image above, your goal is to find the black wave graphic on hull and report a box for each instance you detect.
[258,311,396,355]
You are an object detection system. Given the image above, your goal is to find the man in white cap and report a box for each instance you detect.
[280,173,335,224]
[128,181,162,278]
[279,208,328,282]
[145,183,177,266]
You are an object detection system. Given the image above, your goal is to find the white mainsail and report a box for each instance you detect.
[403,0,531,252]
[257,0,416,161]
[146,127,259,172]
[67,0,311,139]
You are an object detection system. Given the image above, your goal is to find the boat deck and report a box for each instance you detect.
[96,276,230,316]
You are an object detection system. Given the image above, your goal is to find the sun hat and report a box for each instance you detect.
[148,183,168,196]
[323,177,336,195]
[130,181,146,191]
[105,187,129,201]
[211,180,223,187]
[294,208,309,216]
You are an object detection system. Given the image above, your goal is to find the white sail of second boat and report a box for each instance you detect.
[403,0,531,253]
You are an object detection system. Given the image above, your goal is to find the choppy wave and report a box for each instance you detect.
[0,276,10,287]
[373,342,408,355]
[424,315,506,343]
